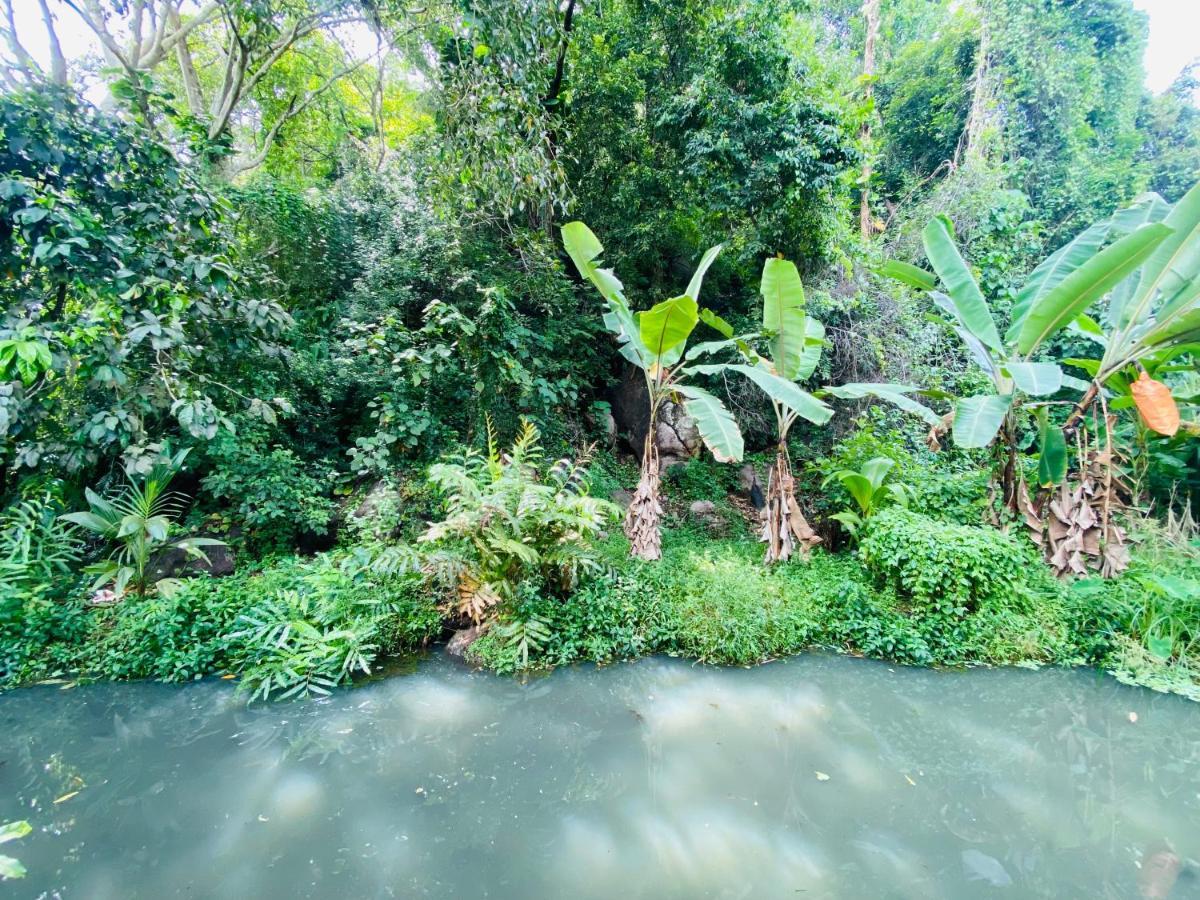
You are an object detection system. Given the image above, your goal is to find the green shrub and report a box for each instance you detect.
[80,554,440,699]
[860,508,1022,616]
[200,433,338,552]
[419,420,620,624]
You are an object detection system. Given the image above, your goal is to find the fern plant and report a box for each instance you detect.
[61,450,224,598]
[1,491,82,613]
[420,419,620,626]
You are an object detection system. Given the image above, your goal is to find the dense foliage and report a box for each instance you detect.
[2,0,1200,709]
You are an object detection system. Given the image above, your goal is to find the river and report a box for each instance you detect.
[1,654,1197,898]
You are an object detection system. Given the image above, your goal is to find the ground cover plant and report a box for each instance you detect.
[0,0,1199,708]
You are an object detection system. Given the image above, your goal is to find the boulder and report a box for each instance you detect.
[610,365,701,471]
[689,500,717,517]
[149,539,235,581]
[610,488,634,509]
[739,463,766,511]
[352,479,397,521]
[446,625,485,661]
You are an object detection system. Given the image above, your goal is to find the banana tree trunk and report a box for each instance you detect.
[626,432,662,561]
[762,445,821,564]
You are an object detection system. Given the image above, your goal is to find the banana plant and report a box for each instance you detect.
[821,457,912,539]
[693,257,939,563]
[886,207,1174,507]
[1054,183,1200,434]
[561,221,744,561]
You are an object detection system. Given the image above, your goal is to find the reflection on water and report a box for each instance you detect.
[1,655,1198,898]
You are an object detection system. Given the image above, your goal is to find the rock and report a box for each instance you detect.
[585,404,618,448]
[689,500,717,517]
[610,488,634,509]
[149,539,235,581]
[446,625,485,660]
[609,365,701,470]
[739,463,766,511]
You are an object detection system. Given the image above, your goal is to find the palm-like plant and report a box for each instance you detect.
[695,256,939,562]
[562,221,745,560]
[62,450,224,598]
[886,205,1174,507]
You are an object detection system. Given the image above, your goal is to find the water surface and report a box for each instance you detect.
[1,655,1197,898]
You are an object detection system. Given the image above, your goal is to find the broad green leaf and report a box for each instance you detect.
[820,382,942,427]
[1037,408,1068,487]
[952,394,1011,449]
[1069,313,1107,347]
[0,822,30,846]
[1007,219,1110,341]
[685,244,723,301]
[724,363,833,425]
[674,385,744,463]
[1017,223,1172,355]
[561,221,624,304]
[699,307,734,338]
[562,221,651,366]
[794,317,825,381]
[922,216,1001,350]
[638,295,698,363]
[930,292,998,377]
[879,259,936,291]
[839,473,875,512]
[760,257,807,379]
[1004,361,1063,396]
[862,456,896,491]
[1131,181,1200,324]
[1141,307,1200,350]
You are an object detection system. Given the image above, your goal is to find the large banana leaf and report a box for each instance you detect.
[879,259,936,291]
[720,363,833,425]
[673,384,744,463]
[1130,181,1200,325]
[638,295,698,365]
[820,382,942,427]
[562,221,650,367]
[922,215,1001,350]
[1016,223,1172,355]
[930,292,998,378]
[760,257,807,379]
[794,317,825,381]
[1006,219,1111,342]
[952,394,1011,449]
[1003,361,1064,396]
[685,245,723,302]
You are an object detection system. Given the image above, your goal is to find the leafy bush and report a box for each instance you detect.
[200,433,337,552]
[860,508,1023,617]
[84,553,440,699]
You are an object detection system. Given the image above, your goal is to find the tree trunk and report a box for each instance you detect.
[858,0,881,238]
[956,6,993,167]
[626,431,663,561]
[762,445,821,564]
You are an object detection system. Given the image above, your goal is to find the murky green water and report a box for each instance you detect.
[1,655,1198,898]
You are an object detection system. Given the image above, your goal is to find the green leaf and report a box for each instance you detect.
[1037,408,1068,487]
[723,363,833,425]
[0,822,31,846]
[820,382,942,427]
[638,295,698,363]
[878,259,936,291]
[0,854,26,880]
[1017,223,1173,355]
[952,394,1011,449]
[1007,219,1111,341]
[760,257,807,379]
[699,307,734,338]
[673,384,744,463]
[794,317,825,381]
[1131,180,1200,324]
[685,244,722,302]
[1004,361,1063,396]
[922,216,1001,350]
[562,221,651,367]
